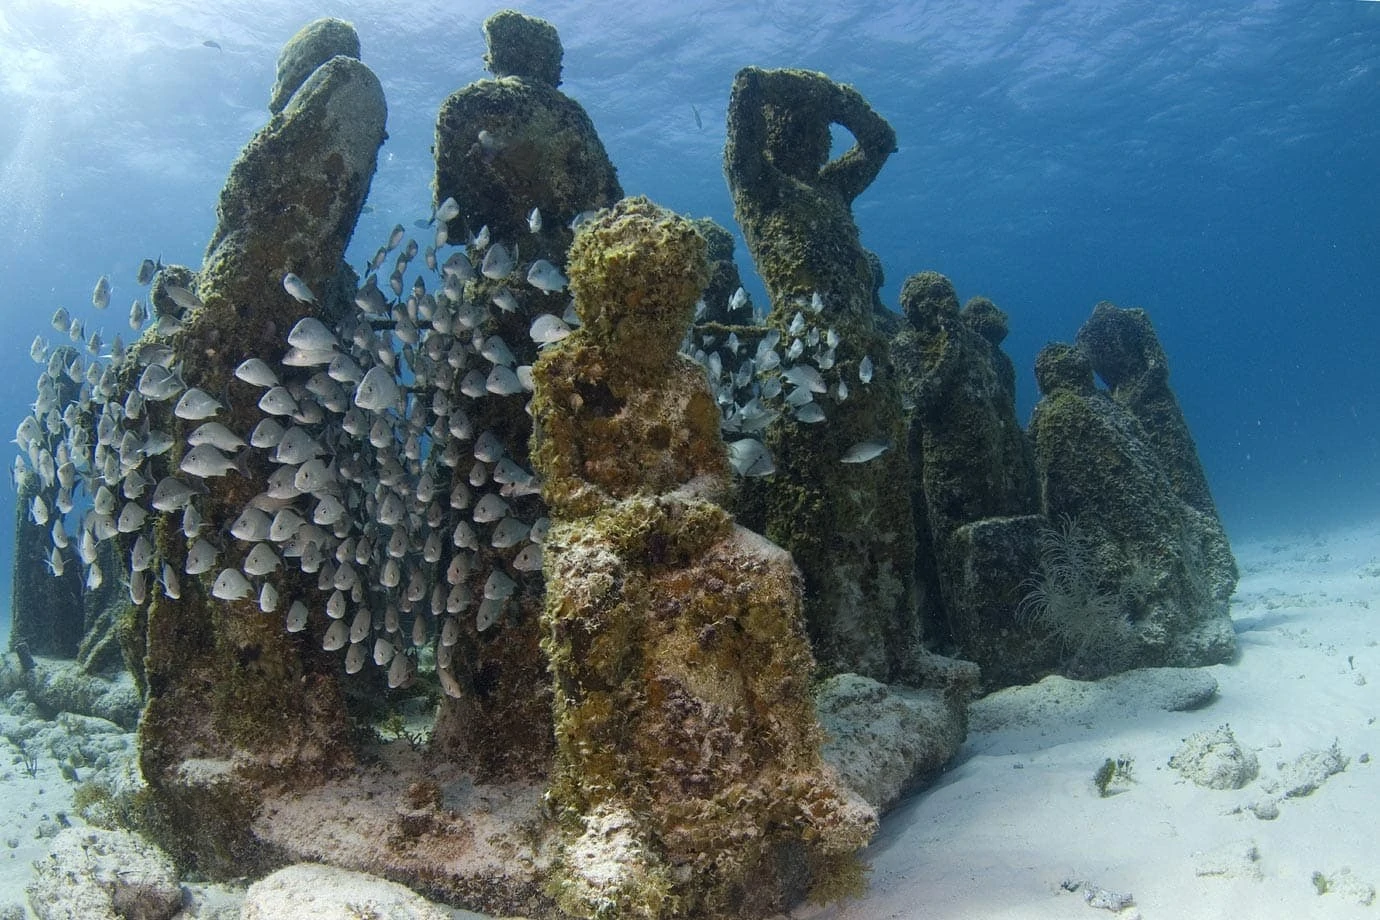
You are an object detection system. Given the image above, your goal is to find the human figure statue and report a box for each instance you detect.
[531,196,873,918]
[725,68,921,681]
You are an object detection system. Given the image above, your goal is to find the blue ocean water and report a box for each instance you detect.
[0,0,1377,632]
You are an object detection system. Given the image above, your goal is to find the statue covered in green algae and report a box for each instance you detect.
[135,17,386,874]
[1026,333,1237,678]
[891,272,1049,687]
[724,67,920,682]
[428,10,624,779]
[531,197,874,919]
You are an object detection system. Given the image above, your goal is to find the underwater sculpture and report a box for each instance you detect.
[724,67,921,681]
[424,7,625,780]
[1026,329,1237,677]
[890,271,1050,687]
[532,196,874,918]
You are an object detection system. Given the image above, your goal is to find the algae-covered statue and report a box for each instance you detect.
[531,196,874,919]
[724,67,921,682]
[426,7,626,781]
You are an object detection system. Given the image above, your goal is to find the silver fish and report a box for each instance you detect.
[476,597,505,632]
[353,366,401,413]
[529,313,572,344]
[242,543,281,576]
[180,443,239,478]
[783,364,827,394]
[480,243,515,280]
[231,507,272,542]
[441,251,475,282]
[182,503,204,538]
[174,388,223,420]
[287,316,338,352]
[841,440,891,464]
[269,508,305,543]
[794,403,826,424]
[258,386,298,417]
[129,299,147,330]
[136,258,160,285]
[234,358,280,388]
[188,422,246,452]
[165,285,204,311]
[285,600,309,632]
[137,364,184,401]
[129,569,147,604]
[249,418,286,449]
[211,567,252,601]
[93,485,117,516]
[151,476,200,512]
[292,458,335,495]
[130,533,155,572]
[185,538,218,575]
[117,502,149,533]
[491,286,519,313]
[434,197,461,224]
[282,272,317,304]
[526,259,567,293]
[859,355,874,384]
[512,543,543,572]
[727,438,775,477]
[491,516,531,548]
[161,563,181,600]
[273,426,324,465]
[472,492,510,523]
[259,582,278,613]
[527,207,542,233]
[485,365,523,396]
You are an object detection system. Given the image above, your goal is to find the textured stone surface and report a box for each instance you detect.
[1169,724,1259,790]
[241,863,453,920]
[27,828,181,920]
[815,673,967,813]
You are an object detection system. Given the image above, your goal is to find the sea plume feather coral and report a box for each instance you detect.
[1017,515,1134,678]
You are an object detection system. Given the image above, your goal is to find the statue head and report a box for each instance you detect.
[567,197,709,366]
[483,10,563,87]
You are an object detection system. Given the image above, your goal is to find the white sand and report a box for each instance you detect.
[3,521,1377,919]
[796,521,1380,920]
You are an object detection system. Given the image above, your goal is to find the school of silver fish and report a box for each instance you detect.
[17,184,889,694]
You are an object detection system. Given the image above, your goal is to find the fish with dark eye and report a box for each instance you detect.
[481,243,515,280]
[174,388,224,420]
[282,272,317,304]
[92,275,111,309]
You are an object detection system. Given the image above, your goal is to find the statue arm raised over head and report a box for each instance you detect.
[817,81,897,203]
[726,67,895,204]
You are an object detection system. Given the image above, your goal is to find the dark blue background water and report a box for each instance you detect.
[1,1,1377,628]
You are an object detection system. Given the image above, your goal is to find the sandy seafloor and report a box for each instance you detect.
[2,520,1377,919]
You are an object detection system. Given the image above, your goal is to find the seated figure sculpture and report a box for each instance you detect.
[530,196,874,919]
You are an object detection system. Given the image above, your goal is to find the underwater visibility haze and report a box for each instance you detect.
[0,1,1378,917]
